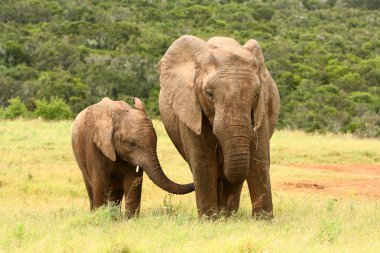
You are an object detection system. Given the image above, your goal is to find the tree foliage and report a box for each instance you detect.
[0,0,379,137]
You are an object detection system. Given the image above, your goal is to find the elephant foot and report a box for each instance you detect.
[198,207,241,220]
[125,209,140,219]
[197,208,219,220]
[252,209,273,220]
[251,194,273,220]
[124,199,141,219]
[219,209,238,219]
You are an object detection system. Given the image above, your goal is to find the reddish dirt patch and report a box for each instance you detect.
[282,182,325,190]
[279,164,380,199]
[288,164,380,176]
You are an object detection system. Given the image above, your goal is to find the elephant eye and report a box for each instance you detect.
[127,139,137,147]
[205,89,214,101]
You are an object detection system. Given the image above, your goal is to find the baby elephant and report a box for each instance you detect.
[72,97,194,217]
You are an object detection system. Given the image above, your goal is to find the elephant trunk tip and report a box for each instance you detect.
[173,183,195,195]
[225,172,248,184]
[143,160,195,195]
[224,165,249,184]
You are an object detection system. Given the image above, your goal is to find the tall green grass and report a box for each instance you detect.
[0,120,379,252]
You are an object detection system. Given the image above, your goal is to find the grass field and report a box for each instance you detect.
[0,119,379,252]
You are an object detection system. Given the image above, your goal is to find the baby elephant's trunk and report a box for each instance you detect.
[142,154,194,194]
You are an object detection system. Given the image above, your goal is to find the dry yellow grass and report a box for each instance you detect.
[0,119,379,252]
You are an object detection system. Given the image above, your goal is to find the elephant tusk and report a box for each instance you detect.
[136,165,140,173]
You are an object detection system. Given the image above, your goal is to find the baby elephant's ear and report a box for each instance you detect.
[86,97,117,161]
[133,97,146,112]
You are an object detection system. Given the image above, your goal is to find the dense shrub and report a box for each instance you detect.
[1,97,28,119]
[33,98,73,120]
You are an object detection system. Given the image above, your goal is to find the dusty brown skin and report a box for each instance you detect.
[72,97,194,217]
[159,36,280,218]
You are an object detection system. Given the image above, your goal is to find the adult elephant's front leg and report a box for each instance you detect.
[247,123,273,219]
[247,159,273,218]
[180,123,219,217]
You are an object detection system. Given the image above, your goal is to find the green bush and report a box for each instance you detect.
[1,97,28,119]
[33,98,73,120]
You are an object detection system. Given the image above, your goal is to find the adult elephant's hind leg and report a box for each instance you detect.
[123,168,143,218]
[218,179,243,215]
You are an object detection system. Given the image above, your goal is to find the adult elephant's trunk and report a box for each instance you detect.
[142,152,194,195]
[215,116,251,184]
[222,136,251,184]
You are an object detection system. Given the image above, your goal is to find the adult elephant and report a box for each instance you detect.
[158,35,280,218]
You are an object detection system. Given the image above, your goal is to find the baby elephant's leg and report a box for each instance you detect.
[91,176,107,208]
[91,176,123,209]
[108,188,124,206]
[123,168,143,218]
[81,173,94,210]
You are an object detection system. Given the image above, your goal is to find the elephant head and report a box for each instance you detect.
[159,35,278,184]
[85,97,194,195]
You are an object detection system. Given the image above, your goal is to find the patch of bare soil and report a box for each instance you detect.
[288,164,380,176]
[279,164,380,198]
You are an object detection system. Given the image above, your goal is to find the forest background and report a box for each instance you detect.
[0,0,379,137]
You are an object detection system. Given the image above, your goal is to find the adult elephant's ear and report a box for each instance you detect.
[158,35,209,135]
[244,39,274,131]
[85,97,117,161]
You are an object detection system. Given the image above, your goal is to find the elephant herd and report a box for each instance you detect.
[71,35,280,219]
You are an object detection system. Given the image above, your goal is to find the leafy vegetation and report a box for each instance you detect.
[33,97,73,120]
[0,0,379,136]
[0,97,29,119]
[0,120,379,252]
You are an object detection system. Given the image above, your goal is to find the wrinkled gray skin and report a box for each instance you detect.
[72,97,194,217]
[159,36,280,218]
